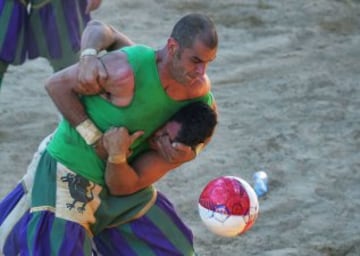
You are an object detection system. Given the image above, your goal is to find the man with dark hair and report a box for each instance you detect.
[0,101,217,255]
[165,101,217,148]
[171,13,218,49]
[0,13,219,255]
[103,101,217,196]
[93,102,217,256]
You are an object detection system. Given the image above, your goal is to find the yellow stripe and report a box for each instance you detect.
[30,205,56,213]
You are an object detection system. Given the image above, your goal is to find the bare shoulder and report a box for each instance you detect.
[100,51,132,79]
[99,51,135,106]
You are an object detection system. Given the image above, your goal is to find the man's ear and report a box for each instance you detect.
[193,143,205,156]
[167,37,179,55]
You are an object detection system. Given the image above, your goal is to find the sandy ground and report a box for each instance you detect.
[1,0,360,255]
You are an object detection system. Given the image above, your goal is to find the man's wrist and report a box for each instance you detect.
[80,48,98,58]
[76,119,103,145]
[108,154,127,164]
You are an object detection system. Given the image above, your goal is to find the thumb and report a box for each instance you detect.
[130,130,144,143]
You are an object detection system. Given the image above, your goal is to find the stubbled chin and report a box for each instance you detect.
[189,77,202,88]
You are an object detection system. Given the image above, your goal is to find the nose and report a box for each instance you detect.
[196,63,206,76]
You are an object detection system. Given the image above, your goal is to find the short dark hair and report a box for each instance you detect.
[171,101,217,147]
[170,13,218,49]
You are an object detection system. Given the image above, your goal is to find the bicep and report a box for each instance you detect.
[45,64,81,95]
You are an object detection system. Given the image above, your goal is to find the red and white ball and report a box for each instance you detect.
[198,176,259,237]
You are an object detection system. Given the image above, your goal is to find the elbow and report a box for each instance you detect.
[44,77,54,96]
[106,179,139,196]
[105,167,145,195]
[107,184,138,196]
[44,76,62,101]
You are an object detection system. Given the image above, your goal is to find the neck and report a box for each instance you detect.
[156,48,174,91]
[155,48,191,101]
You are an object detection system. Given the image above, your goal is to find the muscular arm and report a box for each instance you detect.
[45,52,134,127]
[106,151,182,195]
[45,20,136,127]
[102,127,195,195]
[81,20,134,53]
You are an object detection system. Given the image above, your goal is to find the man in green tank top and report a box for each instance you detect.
[0,14,220,255]
[0,101,217,256]
[47,13,219,193]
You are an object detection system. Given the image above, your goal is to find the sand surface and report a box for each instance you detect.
[1,0,360,255]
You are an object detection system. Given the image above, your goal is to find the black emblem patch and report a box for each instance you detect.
[61,173,95,213]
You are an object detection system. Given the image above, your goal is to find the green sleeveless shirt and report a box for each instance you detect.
[47,45,214,185]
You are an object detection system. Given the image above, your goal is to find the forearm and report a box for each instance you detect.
[105,159,140,195]
[81,20,134,53]
[45,67,88,126]
[105,150,180,196]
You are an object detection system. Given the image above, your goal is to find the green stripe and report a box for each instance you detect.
[48,0,80,70]
[50,217,66,254]
[147,205,195,255]
[27,212,39,253]
[31,151,57,207]
[91,187,155,234]
[0,60,7,73]
[0,60,7,89]
[14,20,26,63]
[27,211,92,255]
[0,1,15,48]
[75,1,85,30]
[52,0,71,58]
[82,234,93,255]
[29,9,48,58]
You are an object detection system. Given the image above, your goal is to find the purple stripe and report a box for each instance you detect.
[0,183,25,225]
[2,204,89,255]
[3,210,31,255]
[0,0,5,14]
[61,0,90,52]
[0,4,27,62]
[94,193,193,255]
[32,211,53,255]
[156,192,194,244]
[94,228,137,256]
[30,211,88,255]
[59,221,87,256]
[130,214,180,255]
[63,0,79,50]
[38,4,62,59]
